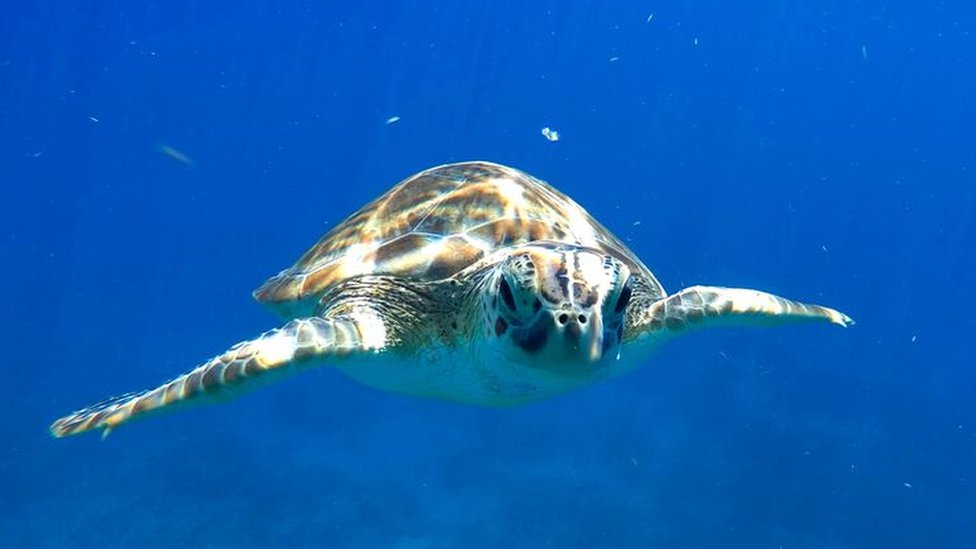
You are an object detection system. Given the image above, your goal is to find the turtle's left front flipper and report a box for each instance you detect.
[634,285,853,336]
[50,315,384,438]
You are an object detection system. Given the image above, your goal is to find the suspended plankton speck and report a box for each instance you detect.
[88,116,100,123]
[541,127,560,142]
[385,115,401,125]
[646,13,654,22]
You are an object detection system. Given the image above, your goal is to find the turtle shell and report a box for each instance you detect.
[254,161,661,317]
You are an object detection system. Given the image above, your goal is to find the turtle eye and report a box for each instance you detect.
[499,277,516,311]
[614,279,633,314]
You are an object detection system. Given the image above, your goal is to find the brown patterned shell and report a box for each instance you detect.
[254,161,662,317]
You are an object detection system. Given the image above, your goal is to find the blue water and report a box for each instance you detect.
[3,1,974,547]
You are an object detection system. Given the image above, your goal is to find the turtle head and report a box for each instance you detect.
[484,243,633,376]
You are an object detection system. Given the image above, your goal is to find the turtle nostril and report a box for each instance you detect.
[577,314,587,324]
[557,313,569,325]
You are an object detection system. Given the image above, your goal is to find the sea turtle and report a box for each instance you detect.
[50,161,852,438]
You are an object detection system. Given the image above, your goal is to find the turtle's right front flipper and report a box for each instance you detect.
[50,314,386,438]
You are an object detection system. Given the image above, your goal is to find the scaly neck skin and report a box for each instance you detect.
[622,273,670,340]
[315,271,491,353]
[616,276,677,372]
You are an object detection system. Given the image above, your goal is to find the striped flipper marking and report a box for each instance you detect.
[50,315,381,438]
[641,285,853,334]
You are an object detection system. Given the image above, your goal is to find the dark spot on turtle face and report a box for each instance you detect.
[540,284,564,305]
[573,283,598,308]
[499,277,516,310]
[515,324,548,353]
[532,298,542,313]
[556,264,569,297]
[451,320,458,330]
[495,317,508,336]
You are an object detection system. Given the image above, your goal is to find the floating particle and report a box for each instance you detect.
[903,482,913,489]
[646,13,654,22]
[541,127,560,142]
[632,221,641,226]
[693,37,700,46]
[609,56,620,62]
[861,45,868,60]
[821,244,828,252]
[385,115,401,125]
[159,144,194,166]
[88,116,100,123]
[911,335,917,343]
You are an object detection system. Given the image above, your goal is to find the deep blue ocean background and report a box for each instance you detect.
[3,1,974,547]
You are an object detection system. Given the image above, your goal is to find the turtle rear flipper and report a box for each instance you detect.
[50,314,387,438]
[636,285,852,335]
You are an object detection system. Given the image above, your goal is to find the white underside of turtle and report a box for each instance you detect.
[50,161,852,438]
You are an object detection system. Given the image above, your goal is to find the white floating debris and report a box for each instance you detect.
[609,56,620,62]
[541,127,560,142]
[911,335,917,343]
[821,244,828,252]
[158,144,194,166]
[88,116,100,123]
[693,37,700,46]
[646,13,654,22]
[903,482,913,489]
[385,115,401,125]
[632,220,641,226]
[861,45,868,60]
